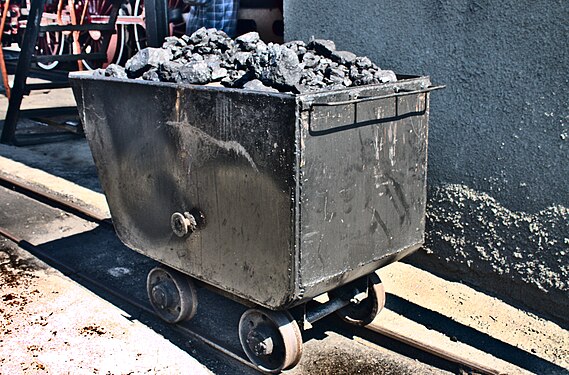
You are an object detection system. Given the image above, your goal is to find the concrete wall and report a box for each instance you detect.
[285,0,569,323]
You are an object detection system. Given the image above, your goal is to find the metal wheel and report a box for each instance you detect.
[35,30,66,70]
[131,0,190,53]
[146,266,197,323]
[75,0,127,70]
[19,0,66,70]
[329,272,386,326]
[238,308,303,373]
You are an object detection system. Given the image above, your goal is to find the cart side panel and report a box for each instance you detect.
[298,78,431,297]
[72,77,300,308]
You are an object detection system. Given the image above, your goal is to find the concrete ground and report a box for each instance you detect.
[0,182,449,375]
[0,76,568,374]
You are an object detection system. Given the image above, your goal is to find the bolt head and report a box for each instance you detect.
[171,212,190,237]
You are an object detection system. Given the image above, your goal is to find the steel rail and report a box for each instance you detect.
[0,174,111,225]
[0,224,260,373]
[367,325,501,375]
[0,175,498,374]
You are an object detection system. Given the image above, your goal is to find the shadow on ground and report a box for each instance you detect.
[9,223,567,375]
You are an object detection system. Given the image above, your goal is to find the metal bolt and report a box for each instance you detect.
[171,212,197,237]
[350,290,368,305]
[248,331,274,356]
[255,337,274,356]
[152,282,173,309]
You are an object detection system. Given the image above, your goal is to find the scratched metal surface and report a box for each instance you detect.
[297,77,431,297]
[71,73,432,309]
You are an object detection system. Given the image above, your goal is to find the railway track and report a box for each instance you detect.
[0,174,497,375]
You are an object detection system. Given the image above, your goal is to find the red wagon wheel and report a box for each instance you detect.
[15,0,66,70]
[75,0,127,70]
[131,0,189,53]
[35,30,66,69]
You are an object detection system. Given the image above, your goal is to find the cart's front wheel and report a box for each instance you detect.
[329,272,386,326]
[147,266,198,323]
[238,308,302,373]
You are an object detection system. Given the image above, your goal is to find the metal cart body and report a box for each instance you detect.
[71,74,433,310]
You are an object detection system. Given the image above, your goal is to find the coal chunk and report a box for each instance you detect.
[113,29,397,93]
[211,67,228,81]
[355,56,373,69]
[141,68,160,82]
[236,32,260,52]
[233,51,252,69]
[375,69,397,83]
[331,50,357,66]
[125,47,172,78]
[204,54,222,70]
[302,52,320,68]
[163,35,186,48]
[350,68,375,86]
[308,39,336,57]
[177,61,211,84]
[251,44,302,91]
[159,60,211,84]
[284,40,307,57]
[243,79,279,93]
[314,58,334,74]
[207,28,233,51]
[189,27,208,44]
[221,70,254,88]
[181,34,191,44]
[104,64,127,79]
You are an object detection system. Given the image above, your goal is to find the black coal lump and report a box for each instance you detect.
[375,69,397,83]
[302,52,320,68]
[189,27,208,45]
[235,32,260,52]
[284,40,307,58]
[125,47,172,78]
[104,64,127,79]
[251,44,302,92]
[330,50,357,66]
[158,60,211,84]
[142,68,160,82]
[307,39,336,57]
[243,79,279,93]
[233,51,252,69]
[176,61,211,84]
[221,69,254,88]
[113,28,398,93]
[355,56,373,69]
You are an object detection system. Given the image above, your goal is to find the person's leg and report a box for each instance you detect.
[206,0,239,37]
[186,3,207,36]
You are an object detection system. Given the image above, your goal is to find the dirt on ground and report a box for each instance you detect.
[378,262,569,373]
[0,238,212,375]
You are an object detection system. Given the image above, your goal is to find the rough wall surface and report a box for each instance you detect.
[285,0,569,323]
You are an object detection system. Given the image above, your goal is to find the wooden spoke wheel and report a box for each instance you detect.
[146,266,198,324]
[238,308,303,373]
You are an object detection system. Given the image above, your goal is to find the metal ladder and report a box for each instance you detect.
[0,0,121,145]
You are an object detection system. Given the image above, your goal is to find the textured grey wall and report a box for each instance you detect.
[285,0,569,322]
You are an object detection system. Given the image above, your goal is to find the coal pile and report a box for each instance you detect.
[100,28,396,93]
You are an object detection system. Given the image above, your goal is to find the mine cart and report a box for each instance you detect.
[71,72,442,373]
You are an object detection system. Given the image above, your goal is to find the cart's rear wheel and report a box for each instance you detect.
[329,272,386,326]
[238,308,302,373]
[147,266,197,323]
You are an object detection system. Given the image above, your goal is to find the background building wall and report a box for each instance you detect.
[284,0,569,323]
